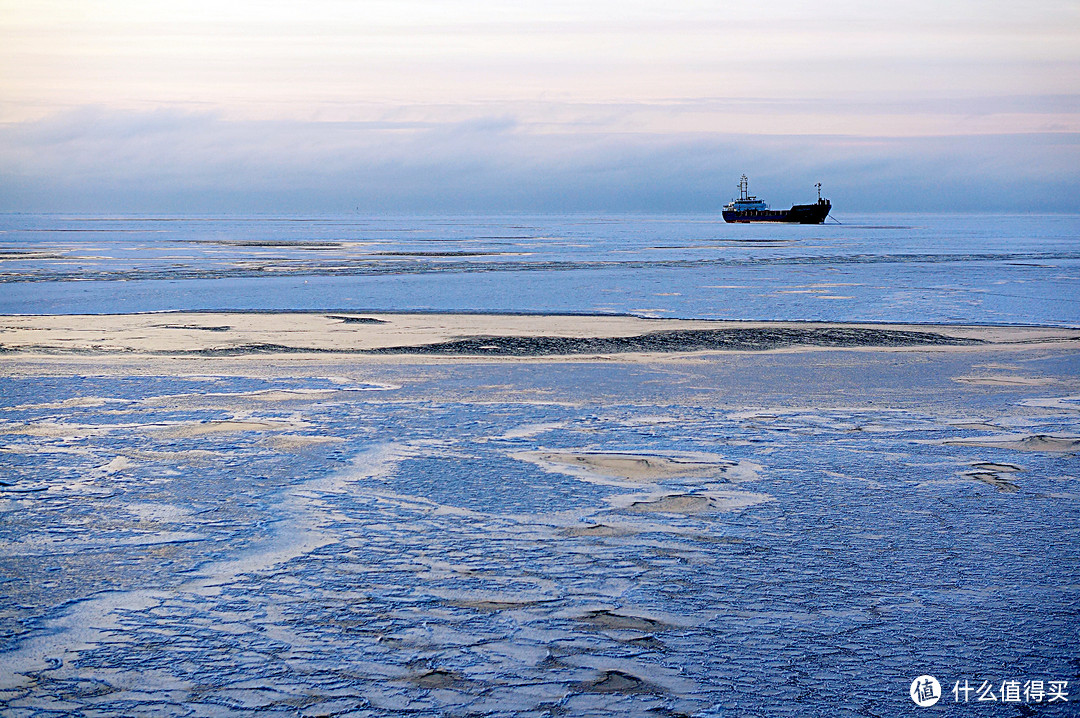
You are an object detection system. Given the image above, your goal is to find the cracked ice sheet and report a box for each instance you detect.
[0,348,1078,716]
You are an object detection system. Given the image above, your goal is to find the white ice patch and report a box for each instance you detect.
[91,456,132,476]
[125,501,193,523]
[723,460,764,483]
[491,421,567,440]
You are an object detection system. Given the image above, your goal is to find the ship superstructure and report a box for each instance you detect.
[722,175,830,224]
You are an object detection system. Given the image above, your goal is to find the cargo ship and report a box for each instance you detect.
[723,175,831,224]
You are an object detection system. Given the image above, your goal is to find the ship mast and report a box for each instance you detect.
[815,182,822,201]
[738,174,749,201]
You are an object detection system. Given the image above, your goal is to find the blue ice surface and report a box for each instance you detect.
[0,364,1077,716]
[1,212,1079,324]
[0,213,1078,716]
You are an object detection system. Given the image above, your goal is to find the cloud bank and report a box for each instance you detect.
[2,107,1078,214]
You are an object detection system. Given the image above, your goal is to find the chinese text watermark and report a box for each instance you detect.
[910,676,1068,707]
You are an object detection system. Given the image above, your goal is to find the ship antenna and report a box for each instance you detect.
[815,182,822,201]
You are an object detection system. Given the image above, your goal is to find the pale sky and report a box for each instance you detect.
[2,0,1078,211]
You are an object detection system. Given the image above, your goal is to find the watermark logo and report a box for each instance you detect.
[909,676,1069,706]
[911,675,942,707]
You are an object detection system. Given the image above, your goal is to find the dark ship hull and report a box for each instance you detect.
[723,199,831,224]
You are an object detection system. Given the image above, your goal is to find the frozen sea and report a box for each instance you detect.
[2,213,1079,324]
[1,213,1079,717]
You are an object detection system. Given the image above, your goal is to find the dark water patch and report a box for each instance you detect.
[966,471,1020,493]
[371,250,525,257]
[651,238,793,247]
[185,343,334,356]
[577,609,672,632]
[0,343,333,356]
[449,599,548,611]
[370,327,982,356]
[196,239,343,248]
[843,224,917,230]
[0,250,63,257]
[971,462,1023,473]
[562,523,632,537]
[406,669,472,690]
[326,315,387,324]
[579,670,663,695]
[156,324,232,332]
[0,327,983,357]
